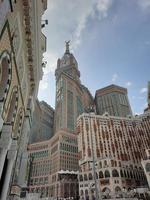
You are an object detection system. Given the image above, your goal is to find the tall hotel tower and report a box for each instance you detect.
[95,85,132,117]
[55,41,82,132]
[49,42,93,198]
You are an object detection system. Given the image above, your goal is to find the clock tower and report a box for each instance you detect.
[55,41,83,133]
[49,42,94,198]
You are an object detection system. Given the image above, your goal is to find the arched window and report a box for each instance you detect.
[96,172,98,179]
[124,171,127,178]
[89,173,93,180]
[102,187,111,194]
[133,172,136,179]
[6,86,18,126]
[84,174,88,181]
[0,51,11,100]
[99,171,104,179]
[145,163,150,172]
[85,189,88,196]
[130,171,133,179]
[135,172,138,180]
[79,175,83,182]
[111,160,114,167]
[99,161,102,168]
[104,160,107,167]
[0,51,12,115]
[115,186,121,197]
[105,170,110,178]
[115,186,121,192]
[127,171,130,178]
[112,169,119,177]
[120,170,124,177]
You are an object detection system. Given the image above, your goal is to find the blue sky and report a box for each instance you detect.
[38,0,150,114]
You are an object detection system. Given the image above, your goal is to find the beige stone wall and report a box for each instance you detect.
[0,22,25,137]
[77,112,150,197]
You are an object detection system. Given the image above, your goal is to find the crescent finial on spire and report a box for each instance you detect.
[65,40,70,54]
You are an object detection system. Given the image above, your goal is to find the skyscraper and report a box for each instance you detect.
[29,100,54,143]
[95,84,132,117]
[48,42,93,198]
[55,41,82,132]
[77,112,150,199]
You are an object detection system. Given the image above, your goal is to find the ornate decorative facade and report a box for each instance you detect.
[77,111,150,199]
[0,0,47,199]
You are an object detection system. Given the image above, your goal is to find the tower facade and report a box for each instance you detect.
[29,100,54,144]
[95,85,132,117]
[47,42,93,198]
[54,41,83,133]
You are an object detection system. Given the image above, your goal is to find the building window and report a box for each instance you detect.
[99,171,104,179]
[145,163,150,172]
[76,96,83,116]
[89,173,93,180]
[67,90,74,131]
[104,170,110,178]
[112,169,119,177]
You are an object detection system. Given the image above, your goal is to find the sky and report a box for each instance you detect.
[38,0,150,114]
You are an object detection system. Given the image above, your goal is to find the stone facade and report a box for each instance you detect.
[28,130,79,198]
[142,150,150,188]
[29,100,54,144]
[77,111,150,199]
[0,0,47,199]
[28,140,50,198]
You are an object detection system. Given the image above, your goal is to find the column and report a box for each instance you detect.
[69,183,71,198]
[17,114,31,187]
[0,101,4,131]
[0,140,17,200]
[0,158,14,200]
[0,124,12,179]
[0,114,3,131]
[0,148,7,179]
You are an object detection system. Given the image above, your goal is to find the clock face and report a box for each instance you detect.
[63,59,66,64]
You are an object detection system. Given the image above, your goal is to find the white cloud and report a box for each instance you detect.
[125,81,132,87]
[39,0,114,99]
[112,73,118,82]
[96,0,113,19]
[140,87,148,94]
[43,52,58,74]
[43,0,113,57]
[138,0,150,10]
[39,74,49,90]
